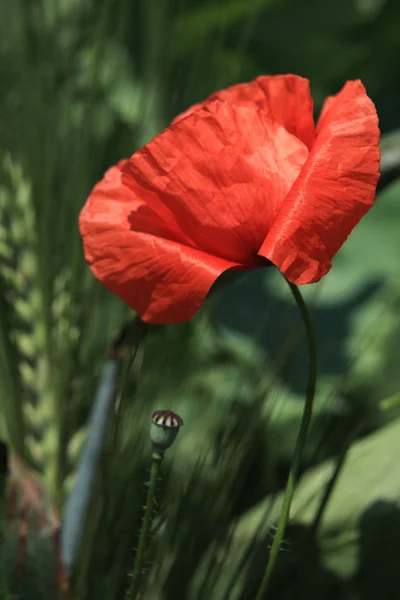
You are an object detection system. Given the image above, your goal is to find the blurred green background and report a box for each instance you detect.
[1,0,400,598]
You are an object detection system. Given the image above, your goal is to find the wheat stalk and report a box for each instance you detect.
[0,156,87,508]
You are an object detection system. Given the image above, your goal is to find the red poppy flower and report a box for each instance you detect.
[79,75,380,324]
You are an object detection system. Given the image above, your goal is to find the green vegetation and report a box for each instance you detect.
[1,0,400,598]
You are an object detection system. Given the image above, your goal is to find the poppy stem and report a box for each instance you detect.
[126,453,162,600]
[255,282,317,600]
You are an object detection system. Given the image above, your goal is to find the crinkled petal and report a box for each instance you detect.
[80,97,309,323]
[124,100,308,264]
[79,164,241,323]
[174,74,315,149]
[258,80,380,284]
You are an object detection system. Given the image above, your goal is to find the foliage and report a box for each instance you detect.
[1,0,400,598]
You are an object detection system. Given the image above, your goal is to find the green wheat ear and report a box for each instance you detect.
[0,156,52,471]
[0,155,86,506]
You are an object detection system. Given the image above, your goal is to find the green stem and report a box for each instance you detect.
[127,453,162,599]
[255,282,317,600]
[0,443,11,600]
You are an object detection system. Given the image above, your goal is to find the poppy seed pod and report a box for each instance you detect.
[151,410,183,456]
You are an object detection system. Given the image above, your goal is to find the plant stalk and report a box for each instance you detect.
[127,453,162,599]
[255,282,317,600]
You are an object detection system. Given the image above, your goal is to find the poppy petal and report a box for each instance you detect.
[126,100,307,265]
[258,80,380,284]
[174,75,315,149]
[80,97,309,323]
[79,164,242,323]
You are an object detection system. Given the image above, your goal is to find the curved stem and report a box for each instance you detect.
[255,282,317,600]
[127,453,162,599]
[61,359,120,573]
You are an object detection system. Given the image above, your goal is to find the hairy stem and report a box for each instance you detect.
[255,282,317,600]
[126,453,162,599]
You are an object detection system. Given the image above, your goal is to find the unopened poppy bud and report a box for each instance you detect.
[151,410,183,456]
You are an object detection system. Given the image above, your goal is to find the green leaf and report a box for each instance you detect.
[229,417,400,593]
[381,128,400,174]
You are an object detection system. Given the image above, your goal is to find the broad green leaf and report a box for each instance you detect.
[228,417,400,590]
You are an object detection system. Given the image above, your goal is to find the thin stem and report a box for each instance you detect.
[127,454,162,599]
[255,282,317,600]
[61,359,121,574]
